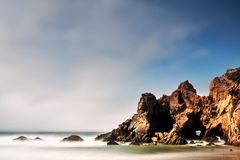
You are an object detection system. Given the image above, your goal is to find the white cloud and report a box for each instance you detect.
[0,0,203,131]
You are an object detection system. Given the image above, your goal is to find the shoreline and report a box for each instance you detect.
[0,133,239,160]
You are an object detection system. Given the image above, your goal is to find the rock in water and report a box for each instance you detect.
[13,136,29,141]
[107,140,119,145]
[35,137,44,141]
[151,137,158,145]
[61,135,84,142]
[13,136,44,141]
[130,140,141,145]
[95,67,240,145]
[207,142,215,146]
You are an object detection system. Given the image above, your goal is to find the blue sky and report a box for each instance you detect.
[0,0,239,131]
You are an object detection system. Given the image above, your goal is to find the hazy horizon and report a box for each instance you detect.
[0,0,240,132]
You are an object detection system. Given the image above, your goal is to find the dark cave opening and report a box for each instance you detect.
[205,123,225,138]
[181,113,205,139]
[158,112,174,132]
[178,94,185,104]
[149,107,175,134]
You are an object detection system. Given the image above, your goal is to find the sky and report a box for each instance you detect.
[0,0,239,132]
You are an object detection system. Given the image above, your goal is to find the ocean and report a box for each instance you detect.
[0,132,239,160]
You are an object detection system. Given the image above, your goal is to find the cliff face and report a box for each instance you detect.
[204,67,240,144]
[96,67,240,145]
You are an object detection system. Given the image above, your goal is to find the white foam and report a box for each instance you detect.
[187,138,226,146]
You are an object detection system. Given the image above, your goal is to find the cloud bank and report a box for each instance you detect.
[0,0,238,131]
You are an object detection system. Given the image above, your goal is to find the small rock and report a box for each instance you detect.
[130,141,141,145]
[35,137,43,141]
[13,136,29,141]
[130,137,142,145]
[229,148,233,151]
[151,137,158,145]
[107,140,119,145]
[207,142,215,146]
[61,135,84,142]
[189,140,195,144]
[204,137,218,143]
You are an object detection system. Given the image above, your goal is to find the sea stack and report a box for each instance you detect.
[95,67,240,145]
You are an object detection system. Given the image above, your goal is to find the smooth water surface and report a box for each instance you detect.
[0,132,239,160]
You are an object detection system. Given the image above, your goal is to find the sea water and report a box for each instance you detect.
[0,132,239,160]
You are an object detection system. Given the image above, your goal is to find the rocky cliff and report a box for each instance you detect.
[96,67,240,145]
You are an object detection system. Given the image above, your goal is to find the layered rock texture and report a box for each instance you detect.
[96,67,240,145]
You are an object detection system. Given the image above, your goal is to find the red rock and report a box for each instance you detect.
[96,67,240,145]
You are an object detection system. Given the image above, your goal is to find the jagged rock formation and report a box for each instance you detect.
[204,67,240,145]
[96,67,240,145]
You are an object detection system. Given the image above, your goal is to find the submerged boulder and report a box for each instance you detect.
[13,136,29,141]
[61,135,84,142]
[35,137,44,141]
[13,136,44,141]
[107,140,119,145]
[130,139,141,145]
